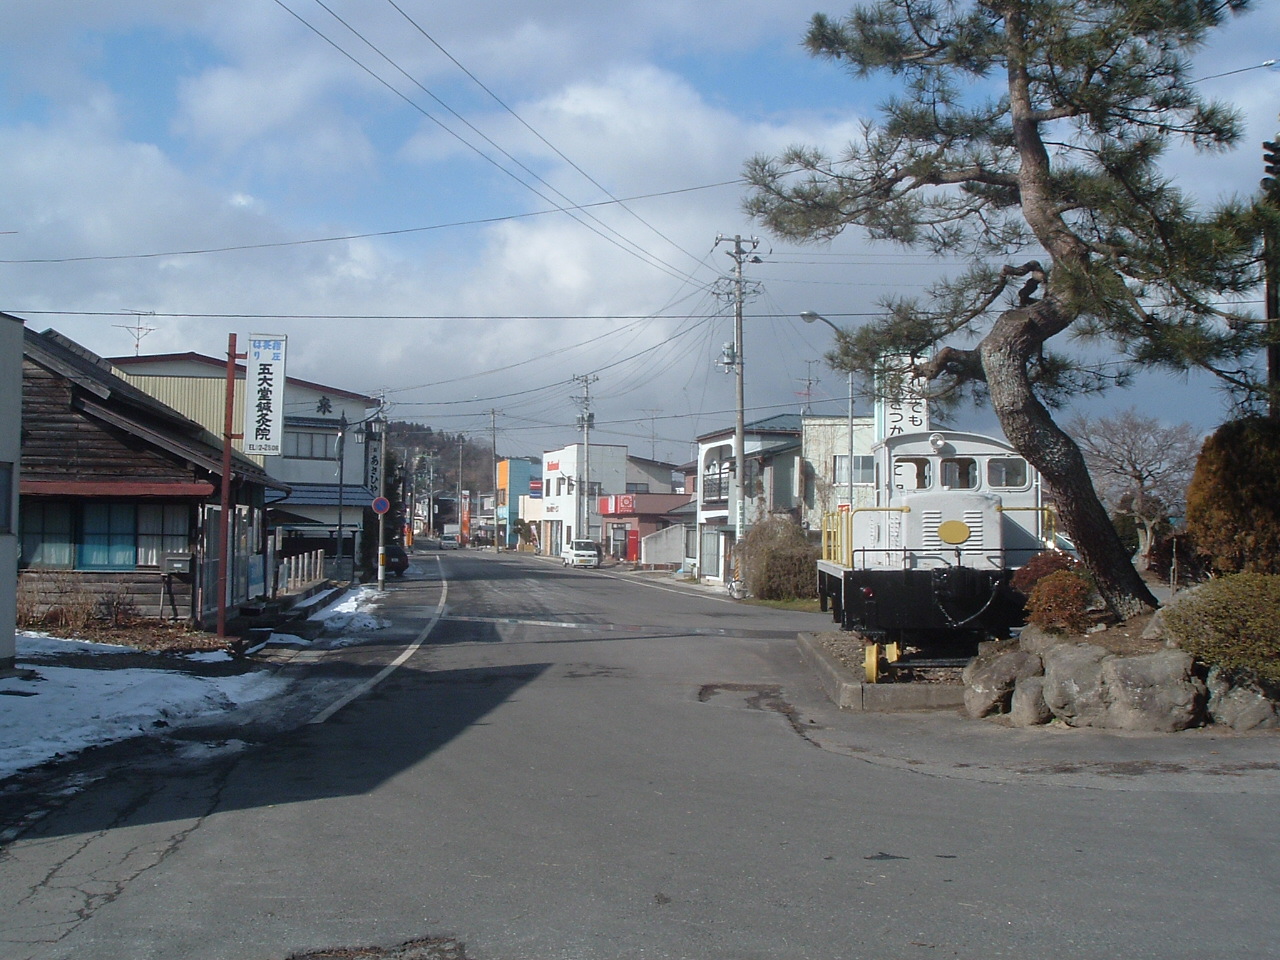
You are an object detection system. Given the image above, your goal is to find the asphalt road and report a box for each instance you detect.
[3,549,1279,960]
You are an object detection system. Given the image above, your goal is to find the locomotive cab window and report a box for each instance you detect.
[893,457,931,490]
[987,457,1029,488]
[940,457,977,489]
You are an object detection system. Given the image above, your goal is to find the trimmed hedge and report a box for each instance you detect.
[1162,574,1280,683]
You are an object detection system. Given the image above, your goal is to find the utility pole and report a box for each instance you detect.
[1263,136,1280,416]
[641,408,661,460]
[716,234,761,542]
[421,454,437,538]
[573,374,598,541]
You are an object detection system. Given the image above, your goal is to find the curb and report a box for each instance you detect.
[797,632,965,713]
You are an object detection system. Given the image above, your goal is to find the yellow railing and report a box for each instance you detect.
[820,507,911,566]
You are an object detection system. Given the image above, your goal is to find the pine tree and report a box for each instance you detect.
[745,0,1266,619]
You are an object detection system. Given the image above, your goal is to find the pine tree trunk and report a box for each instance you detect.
[980,307,1158,620]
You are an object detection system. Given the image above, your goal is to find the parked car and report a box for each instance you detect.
[439,534,460,550]
[562,539,601,569]
[385,544,410,576]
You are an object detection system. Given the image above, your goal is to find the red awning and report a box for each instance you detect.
[20,480,217,498]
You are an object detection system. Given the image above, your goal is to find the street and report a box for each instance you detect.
[3,549,1279,960]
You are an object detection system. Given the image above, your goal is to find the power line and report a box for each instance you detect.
[272,0,707,288]
[380,0,710,273]
[0,180,742,265]
[5,308,896,320]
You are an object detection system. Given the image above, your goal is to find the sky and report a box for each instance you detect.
[0,584,386,789]
[1,2,1278,464]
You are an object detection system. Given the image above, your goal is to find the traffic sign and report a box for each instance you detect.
[372,496,390,515]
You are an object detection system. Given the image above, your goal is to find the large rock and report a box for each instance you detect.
[1016,624,1073,656]
[962,649,1043,719]
[1206,667,1280,731]
[1041,644,1111,727]
[1009,675,1053,727]
[1101,650,1205,732]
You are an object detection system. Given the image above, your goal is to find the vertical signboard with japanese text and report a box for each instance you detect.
[874,352,930,441]
[244,335,287,455]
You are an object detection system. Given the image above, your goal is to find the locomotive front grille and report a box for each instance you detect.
[922,509,986,551]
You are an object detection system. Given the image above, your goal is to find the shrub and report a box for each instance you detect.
[97,586,141,627]
[1024,569,1094,634]
[739,516,819,600]
[1161,574,1280,683]
[1184,418,1280,575]
[1011,550,1081,595]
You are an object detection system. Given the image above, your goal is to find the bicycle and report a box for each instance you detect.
[725,557,748,599]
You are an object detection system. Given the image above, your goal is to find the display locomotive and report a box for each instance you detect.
[817,429,1059,656]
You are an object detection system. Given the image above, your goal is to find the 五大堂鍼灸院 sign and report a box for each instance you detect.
[244,335,287,455]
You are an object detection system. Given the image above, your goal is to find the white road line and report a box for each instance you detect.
[308,556,448,725]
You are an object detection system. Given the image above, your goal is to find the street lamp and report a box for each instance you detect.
[801,311,855,508]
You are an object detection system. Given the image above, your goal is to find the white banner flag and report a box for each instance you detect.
[244,334,287,455]
[874,352,930,441]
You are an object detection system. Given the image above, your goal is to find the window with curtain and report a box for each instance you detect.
[137,504,190,566]
[20,501,74,568]
[79,502,137,569]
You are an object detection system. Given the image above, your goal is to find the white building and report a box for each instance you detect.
[540,442,627,555]
[536,445,678,556]
[800,413,878,531]
[1,313,23,671]
[694,414,804,583]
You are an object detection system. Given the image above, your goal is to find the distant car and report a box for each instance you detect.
[384,544,409,576]
[439,534,460,550]
[562,539,601,569]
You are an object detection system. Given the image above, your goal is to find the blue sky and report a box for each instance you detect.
[1,1,1278,462]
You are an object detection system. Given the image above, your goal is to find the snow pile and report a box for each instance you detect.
[0,585,392,783]
[0,634,290,781]
[308,585,390,637]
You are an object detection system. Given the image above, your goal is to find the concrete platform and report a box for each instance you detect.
[797,632,965,712]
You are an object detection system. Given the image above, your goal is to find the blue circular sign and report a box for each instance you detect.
[372,496,391,515]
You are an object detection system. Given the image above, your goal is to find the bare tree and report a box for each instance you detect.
[1068,409,1201,567]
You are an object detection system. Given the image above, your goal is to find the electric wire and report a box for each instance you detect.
[381,0,710,273]
[275,0,707,288]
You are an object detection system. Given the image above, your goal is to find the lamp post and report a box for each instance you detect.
[801,311,855,508]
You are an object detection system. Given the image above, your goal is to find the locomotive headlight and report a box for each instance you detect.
[937,519,972,545]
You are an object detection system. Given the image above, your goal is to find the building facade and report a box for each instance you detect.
[539,443,626,555]
[694,414,804,583]
[497,457,541,549]
[799,413,878,531]
[110,352,380,575]
[19,330,280,626]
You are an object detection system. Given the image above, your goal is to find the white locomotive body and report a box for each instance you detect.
[817,430,1053,643]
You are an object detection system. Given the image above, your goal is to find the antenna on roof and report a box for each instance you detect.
[115,310,157,355]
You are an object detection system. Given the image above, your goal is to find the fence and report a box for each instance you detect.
[280,549,328,592]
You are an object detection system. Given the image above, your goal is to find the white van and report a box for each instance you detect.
[561,539,601,569]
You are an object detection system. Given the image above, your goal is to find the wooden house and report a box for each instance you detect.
[18,327,284,625]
